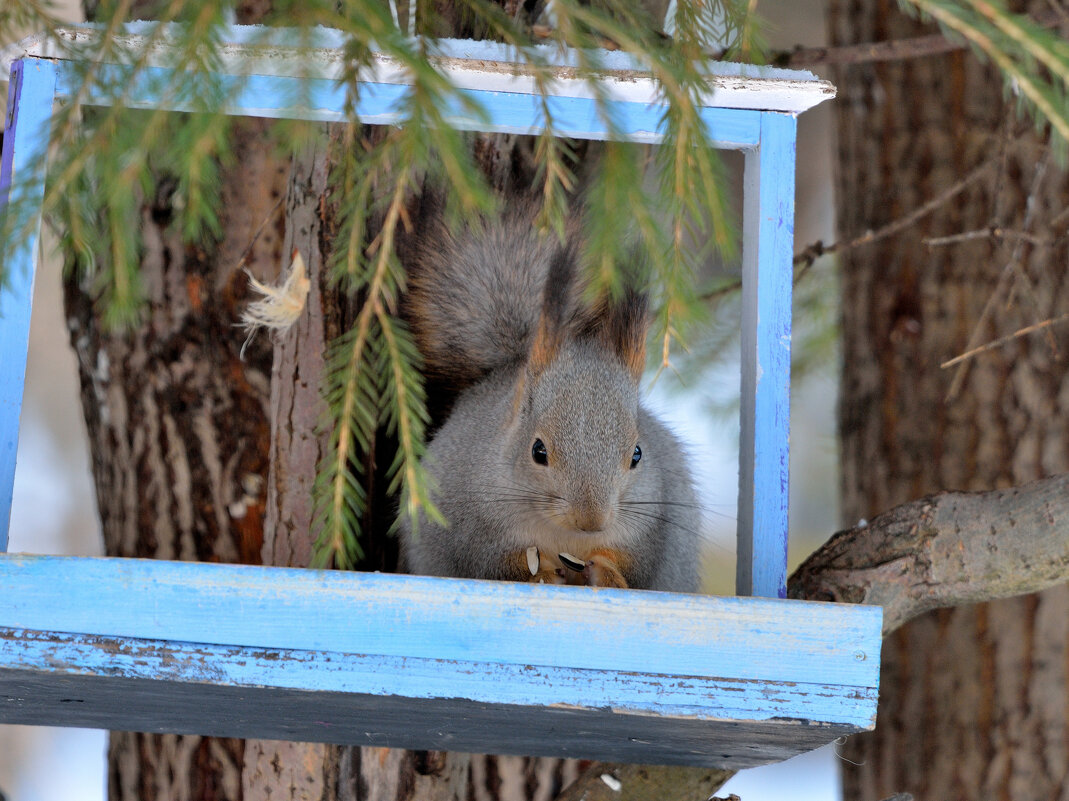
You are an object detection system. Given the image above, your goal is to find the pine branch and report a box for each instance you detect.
[898,0,1069,146]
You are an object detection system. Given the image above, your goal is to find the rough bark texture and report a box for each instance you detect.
[65,117,288,800]
[789,473,1069,635]
[237,126,586,800]
[830,2,1069,798]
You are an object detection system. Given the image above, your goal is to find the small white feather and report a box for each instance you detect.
[241,250,310,336]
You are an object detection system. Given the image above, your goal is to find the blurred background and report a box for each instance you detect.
[1,0,845,797]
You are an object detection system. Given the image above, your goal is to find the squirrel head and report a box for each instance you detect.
[509,246,650,534]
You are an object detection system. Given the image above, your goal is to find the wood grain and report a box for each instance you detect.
[0,554,881,768]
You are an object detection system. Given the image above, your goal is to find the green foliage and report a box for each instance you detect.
[2,0,1068,567]
[898,0,1069,155]
[1,0,64,35]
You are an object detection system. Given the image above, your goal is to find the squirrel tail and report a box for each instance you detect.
[403,198,573,389]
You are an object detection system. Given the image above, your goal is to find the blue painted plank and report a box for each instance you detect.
[49,61,762,148]
[0,632,871,768]
[0,628,878,729]
[0,555,880,767]
[0,59,57,553]
[0,555,882,691]
[737,112,796,599]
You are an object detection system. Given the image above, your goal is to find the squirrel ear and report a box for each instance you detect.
[528,245,577,378]
[593,288,649,382]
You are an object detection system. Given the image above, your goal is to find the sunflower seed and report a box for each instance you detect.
[600,773,622,792]
[558,552,585,572]
[526,546,539,575]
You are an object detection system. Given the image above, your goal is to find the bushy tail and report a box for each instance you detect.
[403,199,570,390]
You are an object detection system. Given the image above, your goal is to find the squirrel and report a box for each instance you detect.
[398,199,700,592]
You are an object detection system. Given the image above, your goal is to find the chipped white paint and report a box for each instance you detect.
[1,23,835,113]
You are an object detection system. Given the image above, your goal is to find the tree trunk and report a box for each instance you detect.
[234,125,585,801]
[830,2,1069,799]
[65,116,287,800]
[65,103,582,798]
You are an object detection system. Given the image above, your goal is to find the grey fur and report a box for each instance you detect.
[400,208,700,592]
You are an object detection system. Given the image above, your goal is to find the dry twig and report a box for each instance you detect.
[940,312,1069,368]
[792,156,997,273]
[946,151,1056,400]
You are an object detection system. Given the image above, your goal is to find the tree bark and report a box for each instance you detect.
[829,2,1069,798]
[553,763,732,801]
[233,125,586,801]
[789,473,1069,635]
[65,116,288,801]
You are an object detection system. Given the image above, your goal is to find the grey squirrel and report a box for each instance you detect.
[399,201,700,592]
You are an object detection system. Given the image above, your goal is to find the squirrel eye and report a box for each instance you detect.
[532,438,549,465]
[630,444,642,469]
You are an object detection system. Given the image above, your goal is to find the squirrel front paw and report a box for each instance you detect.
[560,549,629,588]
[515,546,630,588]
[516,546,568,584]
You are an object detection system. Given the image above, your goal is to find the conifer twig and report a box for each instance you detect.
[947,150,1054,400]
[792,155,998,275]
[940,312,1069,368]
[923,227,1050,247]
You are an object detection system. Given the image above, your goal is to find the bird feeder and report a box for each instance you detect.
[0,24,880,769]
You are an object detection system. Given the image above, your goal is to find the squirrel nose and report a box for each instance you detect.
[572,499,612,532]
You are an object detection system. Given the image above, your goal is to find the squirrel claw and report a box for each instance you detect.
[582,553,629,588]
[529,567,568,585]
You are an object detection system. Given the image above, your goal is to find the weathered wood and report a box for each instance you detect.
[789,473,1069,636]
[0,58,56,552]
[3,24,836,114]
[0,554,881,768]
[737,111,796,599]
[0,629,868,770]
[0,632,864,769]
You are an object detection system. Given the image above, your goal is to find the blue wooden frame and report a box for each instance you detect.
[0,29,817,596]
[0,25,879,768]
[0,554,880,768]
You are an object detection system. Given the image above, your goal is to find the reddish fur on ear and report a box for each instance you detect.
[526,238,649,382]
[572,287,648,382]
[527,245,577,378]
[528,317,562,377]
[599,289,648,382]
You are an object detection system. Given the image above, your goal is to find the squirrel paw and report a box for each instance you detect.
[520,546,568,584]
[580,549,629,588]
[559,549,629,589]
[516,546,629,587]
[531,567,569,585]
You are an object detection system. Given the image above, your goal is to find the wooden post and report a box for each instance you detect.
[0,58,57,552]
[737,111,796,599]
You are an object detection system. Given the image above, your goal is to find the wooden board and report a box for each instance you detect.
[0,554,881,768]
[2,30,814,596]
[2,24,836,114]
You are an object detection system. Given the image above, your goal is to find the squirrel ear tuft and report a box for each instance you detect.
[528,245,577,377]
[592,288,649,382]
